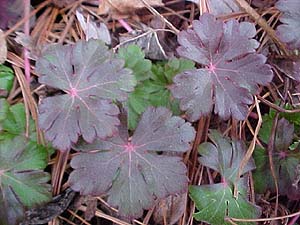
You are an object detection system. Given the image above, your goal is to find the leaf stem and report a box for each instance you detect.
[24,0,31,83]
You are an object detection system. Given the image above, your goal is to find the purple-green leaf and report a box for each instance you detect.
[276,0,300,50]
[36,39,136,151]
[0,136,51,225]
[191,130,260,224]
[171,14,273,121]
[254,118,300,200]
[68,107,195,217]
[198,130,255,184]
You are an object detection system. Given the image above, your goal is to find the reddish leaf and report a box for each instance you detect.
[69,107,195,217]
[252,0,277,8]
[186,0,240,15]
[170,14,273,121]
[276,0,300,50]
[0,0,23,30]
[36,39,135,150]
[207,0,240,15]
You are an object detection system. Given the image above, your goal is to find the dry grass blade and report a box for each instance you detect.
[234,96,262,198]
[139,0,179,34]
[12,65,44,144]
[78,205,147,225]
[227,209,300,223]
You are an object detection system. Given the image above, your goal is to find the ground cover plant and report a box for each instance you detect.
[0,0,300,224]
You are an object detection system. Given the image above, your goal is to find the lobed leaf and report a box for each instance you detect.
[124,55,195,130]
[36,39,136,150]
[199,130,255,184]
[147,59,195,113]
[117,45,152,129]
[1,103,29,135]
[191,130,260,224]
[190,179,261,225]
[69,107,195,217]
[276,0,300,50]
[117,45,152,82]
[254,117,300,199]
[0,135,51,225]
[171,13,273,121]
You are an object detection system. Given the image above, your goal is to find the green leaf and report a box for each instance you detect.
[0,100,52,224]
[0,135,51,225]
[148,58,194,113]
[0,101,35,139]
[126,57,195,130]
[117,45,152,82]
[0,100,54,157]
[281,104,300,126]
[258,110,276,144]
[0,98,9,124]
[252,148,272,193]
[189,179,261,225]
[0,64,14,97]
[259,104,300,144]
[2,103,26,134]
[164,58,195,83]
[117,45,152,130]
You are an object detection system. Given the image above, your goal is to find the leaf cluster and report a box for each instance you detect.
[16,3,300,222]
[35,39,196,218]
[118,45,195,129]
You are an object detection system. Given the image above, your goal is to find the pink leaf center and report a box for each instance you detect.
[208,62,217,73]
[124,142,136,152]
[221,177,228,187]
[68,87,78,97]
[278,150,288,159]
